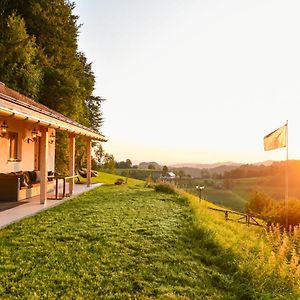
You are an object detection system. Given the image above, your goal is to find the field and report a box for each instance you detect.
[105,169,300,212]
[178,176,300,212]
[96,171,300,213]
[113,168,160,181]
[0,172,299,298]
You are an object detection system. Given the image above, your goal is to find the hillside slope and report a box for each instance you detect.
[0,174,298,298]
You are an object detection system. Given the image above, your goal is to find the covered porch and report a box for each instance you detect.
[0,83,106,204]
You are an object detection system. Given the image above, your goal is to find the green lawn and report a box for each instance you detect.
[182,176,300,212]
[0,178,299,298]
[77,171,144,186]
[93,171,144,186]
[180,178,254,212]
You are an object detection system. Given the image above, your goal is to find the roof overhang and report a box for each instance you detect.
[0,92,106,141]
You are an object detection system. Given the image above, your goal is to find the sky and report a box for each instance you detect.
[74,0,300,165]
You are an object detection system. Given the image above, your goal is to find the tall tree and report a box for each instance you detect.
[0,0,105,173]
[78,53,104,129]
[0,12,42,99]
[103,153,115,172]
[125,159,132,169]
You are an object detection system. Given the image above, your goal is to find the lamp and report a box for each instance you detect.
[196,185,205,200]
[24,128,38,143]
[0,120,8,137]
[49,132,55,144]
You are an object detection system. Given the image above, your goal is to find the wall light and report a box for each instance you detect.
[24,128,38,143]
[0,120,8,137]
[49,132,55,144]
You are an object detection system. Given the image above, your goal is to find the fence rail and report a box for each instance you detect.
[209,207,263,227]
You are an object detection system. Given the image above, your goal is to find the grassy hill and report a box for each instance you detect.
[0,172,299,298]
[113,168,160,181]
[99,171,300,213]
[178,176,300,212]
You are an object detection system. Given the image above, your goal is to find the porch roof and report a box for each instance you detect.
[0,83,106,141]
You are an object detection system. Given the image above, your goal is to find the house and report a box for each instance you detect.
[160,172,176,181]
[0,82,106,203]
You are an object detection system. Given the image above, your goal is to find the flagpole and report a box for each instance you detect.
[285,120,289,229]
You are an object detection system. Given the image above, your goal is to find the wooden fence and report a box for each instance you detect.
[209,207,263,227]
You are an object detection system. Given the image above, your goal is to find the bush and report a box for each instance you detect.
[246,191,273,215]
[144,176,154,188]
[246,191,300,228]
[154,182,176,194]
[264,198,300,228]
[115,178,125,185]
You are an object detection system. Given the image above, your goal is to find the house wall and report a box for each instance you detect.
[0,119,55,173]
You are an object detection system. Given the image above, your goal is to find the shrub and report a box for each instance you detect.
[246,191,273,215]
[154,182,176,194]
[144,176,154,188]
[264,198,300,228]
[246,191,300,228]
[114,178,125,185]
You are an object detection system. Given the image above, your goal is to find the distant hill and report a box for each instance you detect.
[253,160,275,167]
[170,167,201,178]
[171,165,240,178]
[169,161,276,178]
[136,160,276,176]
[138,161,162,170]
[208,165,241,175]
[169,162,243,169]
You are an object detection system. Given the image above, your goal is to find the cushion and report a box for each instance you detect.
[15,171,26,188]
[23,171,30,184]
[23,171,32,187]
[35,171,41,182]
[28,171,37,183]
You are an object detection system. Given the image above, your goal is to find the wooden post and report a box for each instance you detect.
[69,134,75,195]
[86,137,91,187]
[40,127,49,204]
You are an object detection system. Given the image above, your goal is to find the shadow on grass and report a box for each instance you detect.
[181,223,258,300]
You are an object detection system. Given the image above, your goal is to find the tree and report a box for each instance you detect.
[265,198,300,228]
[93,143,104,167]
[148,164,155,170]
[103,153,115,172]
[245,191,272,215]
[177,170,185,179]
[78,53,104,129]
[0,12,42,99]
[162,165,168,175]
[0,1,105,173]
[125,159,132,169]
[200,169,210,179]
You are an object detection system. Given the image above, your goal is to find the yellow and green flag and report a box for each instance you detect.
[264,124,287,151]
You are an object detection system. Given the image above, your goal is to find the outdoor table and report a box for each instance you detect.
[54,175,79,199]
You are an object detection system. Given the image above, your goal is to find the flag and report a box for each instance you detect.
[264,124,287,151]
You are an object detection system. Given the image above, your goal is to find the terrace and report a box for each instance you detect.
[0,180,102,229]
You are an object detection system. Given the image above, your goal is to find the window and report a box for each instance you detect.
[8,132,19,161]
